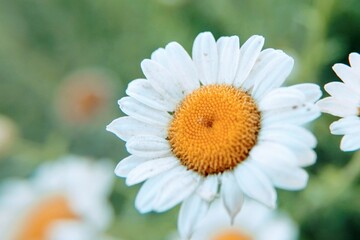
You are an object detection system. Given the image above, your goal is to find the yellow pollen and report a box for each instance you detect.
[212,229,253,240]
[168,84,261,176]
[15,195,79,240]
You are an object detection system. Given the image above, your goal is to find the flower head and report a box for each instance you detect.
[0,156,114,240]
[317,52,360,151]
[55,69,115,125]
[107,32,321,238]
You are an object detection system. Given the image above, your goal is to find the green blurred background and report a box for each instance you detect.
[0,0,359,239]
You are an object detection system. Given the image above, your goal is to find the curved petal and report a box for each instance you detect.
[291,146,317,167]
[233,35,265,88]
[118,97,171,126]
[221,171,244,222]
[164,42,200,94]
[141,59,183,103]
[259,88,305,111]
[126,156,180,186]
[126,78,176,111]
[178,194,210,240]
[333,63,360,95]
[250,142,297,167]
[330,116,360,135]
[262,101,321,125]
[114,155,148,178]
[153,171,200,212]
[196,175,218,202]
[192,32,218,85]
[349,52,360,73]
[290,83,322,102]
[259,124,317,148]
[216,36,240,85]
[106,116,167,141]
[251,51,294,100]
[234,162,276,208]
[126,135,171,158]
[340,134,360,151]
[135,166,185,213]
[250,158,309,191]
[317,97,358,117]
[324,82,360,106]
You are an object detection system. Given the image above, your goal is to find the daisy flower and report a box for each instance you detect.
[170,198,298,240]
[0,156,114,240]
[317,52,360,151]
[107,32,321,238]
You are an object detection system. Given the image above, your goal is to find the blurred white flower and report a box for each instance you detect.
[317,52,360,151]
[107,32,321,238]
[176,198,298,240]
[0,156,115,240]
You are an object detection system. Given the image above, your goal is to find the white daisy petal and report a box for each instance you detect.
[333,63,360,95]
[259,88,305,111]
[114,155,148,178]
[260,124,317,148]
[106,116,167,141]
[118,97,171,126]
[271,166,309,191]
[126,156,179,186]
[192,32,218,85]
[216,36,240,85]
[178,194,210,240]
[262,102,321,125]
[134,171,172,213]
[330,116,360,135]
[151,48,170,68]
[233,35,265,88]
[221,172,244,222]
[292,147,317,167]
[141,59,183,103]
[196,175,218,202]
[126,78,176,111]
[251,52,294,100]
[250,157,308,191]
[324,81,360,105]
[259,122,317,168]
[134,166,186,213]
[235,162,276,208]
[316,97,358,117]
[164,42,200,94]
[340,134,360,151]
[126,135,171,158]
[153,171,199,212]
[349,52,360,72]
[250,142,297,167]
[290,83,322,102]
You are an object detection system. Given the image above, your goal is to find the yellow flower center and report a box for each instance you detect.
[168,85,261,176]
[212,229,253,240]
[15,195,79,240]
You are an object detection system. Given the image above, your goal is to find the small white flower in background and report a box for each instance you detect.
[0,156,114,240]
[107,31,321,239]
[168,198,298,240]
[317,52,360,151]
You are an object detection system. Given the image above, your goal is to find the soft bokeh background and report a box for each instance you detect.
[0,0,359,239]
